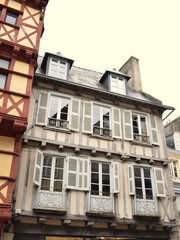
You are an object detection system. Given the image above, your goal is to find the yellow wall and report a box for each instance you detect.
[0,136,15,152]
[10,74,27,94]
[0,154,13,177]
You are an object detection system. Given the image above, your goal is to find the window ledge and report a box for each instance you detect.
[86,211,115,218]
[33,207,66,215]
[43,126,71,134]
[90,134,114,141]
[131,141,152,147]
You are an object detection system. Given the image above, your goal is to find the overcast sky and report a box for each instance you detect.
[39,0,180,123]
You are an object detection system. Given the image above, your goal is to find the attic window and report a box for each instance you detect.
[110,75,125,95]
[48,57,67,80]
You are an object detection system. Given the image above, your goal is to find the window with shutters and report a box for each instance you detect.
[48,57,68,80]
[0,58,10,89]
[93,104,111,137]
[132,113,150,144]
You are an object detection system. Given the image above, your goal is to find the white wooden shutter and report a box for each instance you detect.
[154,167,166,197]
[67,157,78,189]
[33,149,43,186]
[113,162,120,193]
[83,101,92,133]
[36,92,48,125]
[127,165,135,195]
[49,58,58,77]
[112,107,122,138]
[123,110,133,140]
[150,115,159,145]
[79,158,90,190]
[71,98,80,131]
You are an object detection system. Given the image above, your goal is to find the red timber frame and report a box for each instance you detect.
[0,0,48,235]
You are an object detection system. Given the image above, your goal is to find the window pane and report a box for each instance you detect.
[0,59,10,69]
[132,114,139,134]
[41,179,50,190]
[135,177,142,188]
[53,180,62,192]
[91,184,99,195]
[50,96,58,118]
[91,162,99,172]
[93,105,100,127]
[0,74,7,89]
[54,169,63,180]
[102,185,110,196]
[102,163,109,174]
[43,156,52,166]
[146,190,153,199]
[102,174,110,185]
[60,98,69,120]
[103,107,110,129]
[42,167,51,178]
[144,168,150,178]
[141,116,147,135]
[5,12,18,25]
[91,173,99,184]
[56,157,64,168]
[145,179,152,188]
[134,167,141,177]
[136,188,143,199]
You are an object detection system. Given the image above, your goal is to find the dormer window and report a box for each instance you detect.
[49,58,67,80]
[110,75,125,94]
[41,52,74,81]
[99,70,130,96]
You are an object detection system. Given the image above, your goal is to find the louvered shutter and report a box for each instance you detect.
[67,157,78,189]
[113,162,120,193]
[71,98,80,131]
[150,115,159,145]
[79,159,90,190]
[49,58,58,77]
[127,165,135,195]
[154,167,166,197]
[36,92,48,125]
[33,149,43,186]
[83,101,92,133]
[123,110,133,140]
[112,107,122,138]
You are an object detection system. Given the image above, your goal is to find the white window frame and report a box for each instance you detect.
[0,58,10,89]
[170,160,179,178]
[92,103,112,137]
[110,75,125,95]
[48,57,68,80]
[48,94,71,129]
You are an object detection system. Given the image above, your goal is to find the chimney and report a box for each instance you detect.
[119,56,142,92]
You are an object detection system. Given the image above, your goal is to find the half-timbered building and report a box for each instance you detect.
[11,54,176,240]
[0,0,48,237]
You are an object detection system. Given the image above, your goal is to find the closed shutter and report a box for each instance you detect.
[83,101,92,133]
[67,157,78,189]
[112,107,122,138]
[123,110,133,140]
[79,159,90,190]
[36,92,48,125]
[150,115,159,145]
[49,58,58,77]
[154,167,166,197]
[71,98,80,131]
[127,165,135,195]
[33,149,43,186]
[113,162,120,193]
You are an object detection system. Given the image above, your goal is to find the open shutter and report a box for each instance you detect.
[71,98,80,131]
[123,110,133,140]
[79,159,90,190]
[36,92,48,125]
[112,107,122,138]
[154,167,166,197]
[113,162,120,193]
[127,165,135,195]
[33,149,43,186]
[67,157,78,189]
[83,101,92,133]
[150,115,159,145]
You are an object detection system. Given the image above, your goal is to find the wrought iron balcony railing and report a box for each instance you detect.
[133,133,150,144]
[48,118,69,129]
[93,126,111,137]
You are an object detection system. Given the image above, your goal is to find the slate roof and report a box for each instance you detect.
[35,55,165,106]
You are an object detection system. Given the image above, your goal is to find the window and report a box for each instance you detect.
[48,96,70,129]
[91,162,110,196]
[110,75,125,94]
[93,105,111,137]
[5,12,18,25]
[0,58,10,89]
[132,113,150,143]
[171,161,178,178]
[41,155,64,192]
[134,167,153,200]
[48,57,67,80]
[36,93,80,131]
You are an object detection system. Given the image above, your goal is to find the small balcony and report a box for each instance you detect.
[48,118,69,129]
[93,126,111,137]
[133,133,150,144]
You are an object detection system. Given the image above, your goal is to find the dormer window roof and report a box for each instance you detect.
[99,70,130,95]
[41,52,74,80]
